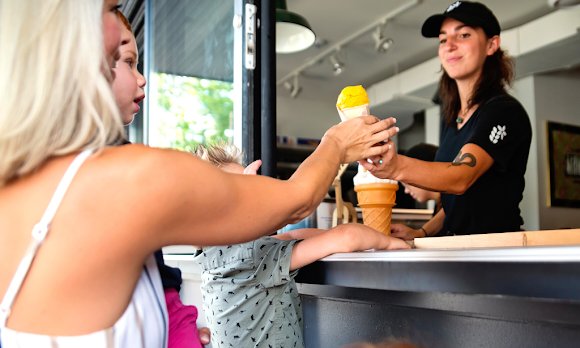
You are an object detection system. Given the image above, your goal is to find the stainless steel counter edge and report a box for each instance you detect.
[321,245,580,262]
[163,245,580,263]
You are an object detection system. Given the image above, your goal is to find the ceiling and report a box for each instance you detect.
[121,0,579,120]
[276,0,571,104]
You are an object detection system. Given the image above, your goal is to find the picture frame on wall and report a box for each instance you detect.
[546,121,580,208]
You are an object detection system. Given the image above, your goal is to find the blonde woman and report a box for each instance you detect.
[0,0,398,346]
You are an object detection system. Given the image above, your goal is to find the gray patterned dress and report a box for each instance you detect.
[195,236,303,348]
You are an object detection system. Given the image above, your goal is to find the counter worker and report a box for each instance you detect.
[364,1,532,239]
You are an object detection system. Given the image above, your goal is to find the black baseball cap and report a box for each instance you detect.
[421,1,501,38]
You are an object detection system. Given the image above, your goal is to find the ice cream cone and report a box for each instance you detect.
[354,182,398,235]
[336,85,370,121]
[336,104,370,122]
[336,85,398,235]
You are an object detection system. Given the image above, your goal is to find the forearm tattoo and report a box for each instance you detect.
[450,151,477,167]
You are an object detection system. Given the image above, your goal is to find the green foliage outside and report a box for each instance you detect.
[155,73,234,151]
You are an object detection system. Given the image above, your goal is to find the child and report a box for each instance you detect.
[193,143,410,348]
[113,11,208,347]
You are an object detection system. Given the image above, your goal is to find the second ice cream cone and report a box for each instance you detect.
[355,182,398,235]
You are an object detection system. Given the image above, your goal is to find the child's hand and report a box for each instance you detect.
[287,223,410,270]
[243,159,262,175]
[198,326,211,345]
[336,223,411,251]
[382,235,412,250]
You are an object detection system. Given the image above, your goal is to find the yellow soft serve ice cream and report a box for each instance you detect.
[336,85,369,109]
[336,85,370,121]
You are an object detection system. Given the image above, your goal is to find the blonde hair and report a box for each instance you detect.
[0,0,124,186]
[193,142,242,167]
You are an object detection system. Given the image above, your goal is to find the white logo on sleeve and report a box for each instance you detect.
[489,125,507,144]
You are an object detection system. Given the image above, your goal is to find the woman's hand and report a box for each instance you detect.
[382,235,413,250]
[324,116,399,164]
[391,223,425,240]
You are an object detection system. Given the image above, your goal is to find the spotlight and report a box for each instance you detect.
[548,0,580,7]
[283,80,293,91]
[290,74,302,98]
[329,55,344,76]
[283,74,302,98]
[373,25,394,54]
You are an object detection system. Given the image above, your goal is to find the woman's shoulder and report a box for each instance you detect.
[86,145,211,212]
[484,93,524,110]
[477,94,531,140]
[482,93,529,119]
[98,145,209,182]
[103,144,188,164]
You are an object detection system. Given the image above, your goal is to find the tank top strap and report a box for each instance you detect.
[1,149,94,327]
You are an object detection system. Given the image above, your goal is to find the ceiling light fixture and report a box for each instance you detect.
[548,0,580,7]
[373,25,394,54]
[276,0,316,54]
[276,0,420,86]
[329,54,345,76]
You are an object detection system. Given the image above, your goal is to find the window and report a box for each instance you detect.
[146,0,236,150]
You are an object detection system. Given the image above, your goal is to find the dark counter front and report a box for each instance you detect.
[295,247,580,348]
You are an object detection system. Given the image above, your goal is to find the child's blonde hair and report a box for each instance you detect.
[193,142,243,167]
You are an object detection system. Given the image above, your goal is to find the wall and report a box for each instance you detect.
[277,94,335,140]
[277,91,424,153]
[425,105,441,146]
[533,70,580,229]
[511,76,540,230]
[276,79,424,140]
[398,113,426,151]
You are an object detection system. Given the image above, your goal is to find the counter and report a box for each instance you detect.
[296,246,580,348]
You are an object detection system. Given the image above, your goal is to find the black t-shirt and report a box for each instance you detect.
[155,250,182,292]
[434,94,532,235]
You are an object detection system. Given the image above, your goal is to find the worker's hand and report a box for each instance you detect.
[391,223,424,240]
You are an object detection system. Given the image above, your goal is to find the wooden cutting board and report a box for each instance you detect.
[413,229,580,249]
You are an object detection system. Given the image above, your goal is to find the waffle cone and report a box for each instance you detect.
[360,206,394,235]
[355,183,398,235]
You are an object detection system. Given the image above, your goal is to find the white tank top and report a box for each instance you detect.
[0,150,168,347]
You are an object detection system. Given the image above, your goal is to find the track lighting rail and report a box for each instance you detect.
[276,0,420,86]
